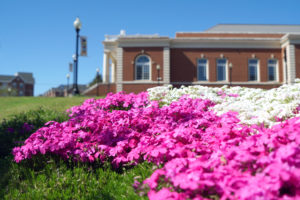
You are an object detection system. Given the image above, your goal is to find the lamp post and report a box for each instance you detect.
[229,62,233,87]
[66,73,70,96]
[96,68,100,97]
[156,64,161,86]
[73,17,82,95]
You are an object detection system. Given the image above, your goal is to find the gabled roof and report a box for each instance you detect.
[204,24,300,34]
[0,75,14,83]
[15,72,35,84]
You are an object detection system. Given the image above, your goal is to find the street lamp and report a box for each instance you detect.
[73,17,82,95]
[96,68,100,97]
[66,73,70,96]
[156,64,161,86]
[229,62,233,87]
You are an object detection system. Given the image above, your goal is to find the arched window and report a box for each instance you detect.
[135,55,150,80]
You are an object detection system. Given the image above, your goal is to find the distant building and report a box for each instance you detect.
[43,84,88,97]
[0,72,34,96]
[84,24,300,96]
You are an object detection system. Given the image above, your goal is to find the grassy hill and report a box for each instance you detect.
[0,97,92,121]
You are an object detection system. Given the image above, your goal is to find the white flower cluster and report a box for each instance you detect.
[148,80,300,127]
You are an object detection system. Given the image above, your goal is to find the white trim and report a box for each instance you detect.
[118,38,170,47]
[102,52,109,83]
[116,47,123,92]
[287,44,296,84]
[163,47,170,86]
[111,61,116,83]
[110,37,282,49]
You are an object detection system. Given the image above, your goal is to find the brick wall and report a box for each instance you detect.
[170,48,283,83]
[85,84,116,96]
[25,84,34,96]
[172,83,281,90]
[123,84,160,94]
[123,47,164,81]
[296,45,300,78]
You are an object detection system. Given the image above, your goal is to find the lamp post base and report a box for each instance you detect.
[73,87,80,95]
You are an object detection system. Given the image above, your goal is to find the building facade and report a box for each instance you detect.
[84,24,300,96]
[43,84,88,97]
[0,72,34,96]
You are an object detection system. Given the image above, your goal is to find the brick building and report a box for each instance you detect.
[84,24,300,96]
[43,84,88,97]
[0,72,34,96]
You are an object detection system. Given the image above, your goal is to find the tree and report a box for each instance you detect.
[88,73,103,87]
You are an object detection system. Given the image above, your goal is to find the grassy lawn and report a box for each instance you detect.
[0,96,93,121]
[0,95,152,199]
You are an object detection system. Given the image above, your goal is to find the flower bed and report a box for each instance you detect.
[148,80,300,127]
[13,84,300,199]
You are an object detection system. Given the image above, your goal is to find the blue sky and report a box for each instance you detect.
[1,0,300,96]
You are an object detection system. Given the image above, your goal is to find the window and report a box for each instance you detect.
[248,59,258,81]
[20,83,24,88]
[12,82,17,88]
[135,55,150,80]
[217,59,227,81]
[268,59,277,81]
[197,59,208,81]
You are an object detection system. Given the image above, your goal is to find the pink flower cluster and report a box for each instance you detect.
[144,117,300,199]
[13,92,300,199]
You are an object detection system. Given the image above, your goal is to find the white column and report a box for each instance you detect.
[116,47,123,92]
[283,58,287,84]
[163,47,170,86]
[111,61,116,83]
[287,44,296,84]
[102,52,109,83]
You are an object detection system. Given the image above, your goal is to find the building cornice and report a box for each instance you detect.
[117,38,170,47]
[171,38,281,49]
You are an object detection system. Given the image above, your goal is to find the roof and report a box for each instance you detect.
[0,75,14,83]
[204,24,300,34]
[15,72,35,84]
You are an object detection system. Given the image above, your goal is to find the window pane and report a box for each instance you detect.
[217,59,226,64]
[268,67,275,81]
[217,66,226,81]
[249,59,258,64]
[249,66,257,81]
[217,59,226,81]
[198,59,207,64]
[136,65,142,80]
[136,56,149,63]
[248,59,258,81]
[268,60,277,81]
[268,60,276,65]
[135,55,150,80]
[143,65,149,79]
[198,59,207,81]
[198,66,206,81]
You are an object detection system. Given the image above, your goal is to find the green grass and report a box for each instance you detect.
[0,97,153,199]
[1,156,153,200]
[0,96,92,121]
